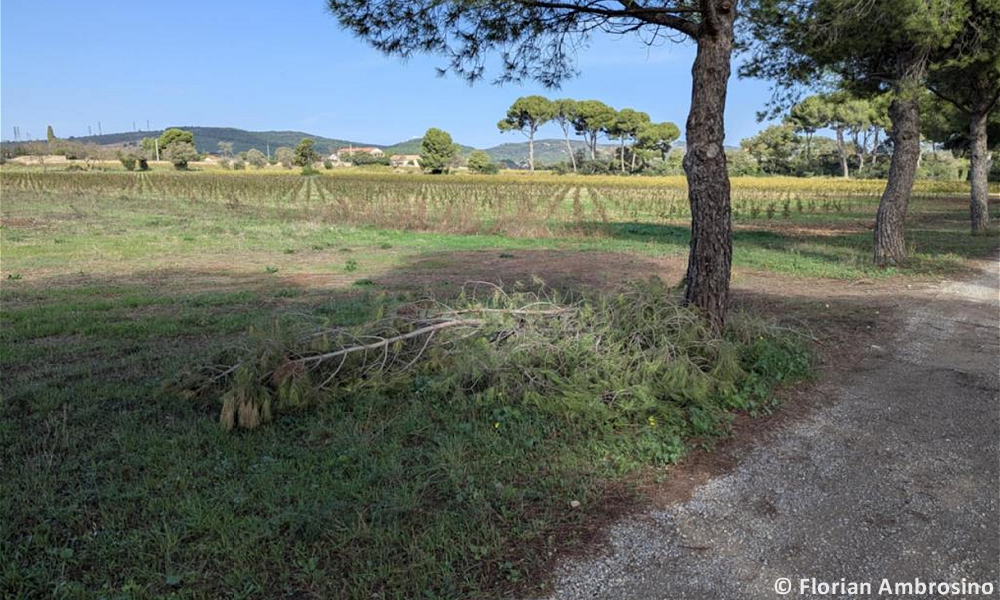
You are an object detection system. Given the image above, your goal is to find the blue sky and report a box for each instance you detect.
[1,1,778,147]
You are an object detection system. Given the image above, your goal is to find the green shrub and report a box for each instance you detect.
[119,155,137,171]
[419,128,458,174]
[274,147,294,168]
[918,151,966,181]
[246,148,268,168]
[294,138,320,167]
[467,150,498,174]
[166,141,198,169]
[343,152,390,166]
[577,158,615,175]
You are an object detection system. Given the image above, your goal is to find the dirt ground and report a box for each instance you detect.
[529,255,1000,599]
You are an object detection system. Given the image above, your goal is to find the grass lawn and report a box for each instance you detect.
[1,175,997,599]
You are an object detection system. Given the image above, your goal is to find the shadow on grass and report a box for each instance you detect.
[587,217,998,278]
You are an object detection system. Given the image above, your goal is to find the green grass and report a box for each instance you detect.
[0,178,996,599]
[1,283,808,600]
[1,189,995,282]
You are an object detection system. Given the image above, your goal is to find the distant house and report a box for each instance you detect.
[337,146,384,158]
[391,154,421,168]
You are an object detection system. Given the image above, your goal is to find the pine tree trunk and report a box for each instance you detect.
[682,5,735,330]
[836,127,849,178]
[856,132,865,172]
[620,138,626,172]
[528,129,535,171]
[852,132,863,172]
[969,109,991,234]
[563,126,577,172]
[874,91,922,266]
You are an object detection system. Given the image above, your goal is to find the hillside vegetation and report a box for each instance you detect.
[64,127,371,156]
[55,127,630,166]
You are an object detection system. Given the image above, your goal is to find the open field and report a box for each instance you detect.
[2,170,997,280]
[1,170,998,599]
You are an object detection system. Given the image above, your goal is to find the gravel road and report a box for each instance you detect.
[540,257,1000,599]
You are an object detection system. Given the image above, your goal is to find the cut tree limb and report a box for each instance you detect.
[292,319,485,367]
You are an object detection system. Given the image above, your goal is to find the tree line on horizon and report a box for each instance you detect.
[7,113,992,183]
[133,130,327,171]
[740,89,999,181]
[496,96,680,173]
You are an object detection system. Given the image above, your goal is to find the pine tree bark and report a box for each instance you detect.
[562,125,577,172]
[528,128,536,171]
[969,109,991,234]
[856,133,866,173]
[836,127,849,178]
[682,1,735,329]
[874,86,923,266]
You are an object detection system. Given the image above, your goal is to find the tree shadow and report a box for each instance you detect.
[592,221,870,267]
[588,219,998,272]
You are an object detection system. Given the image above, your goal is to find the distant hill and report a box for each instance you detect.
[384,137,609,166]
[54,126,699,166]
[385,137,586,165]
[485,138,620,166]
[66,127,376,156]
[384,138,477,157]
[63,131,154,147]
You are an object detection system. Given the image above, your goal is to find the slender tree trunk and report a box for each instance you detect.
[631,143,638,171]
[860,130,866,168]
[874,79,923,266]
[620,137,626,172]
[836,127,849,178]
[852,132,864,172]
[589,133,597,161]
[969,109,991,234]
[528,128,535,171]
[682,4,736,329]
[562,125,577,172]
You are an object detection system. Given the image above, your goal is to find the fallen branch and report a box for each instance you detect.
[443,306,573,317]
[191,277,808,433]
[292,318,485,367]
